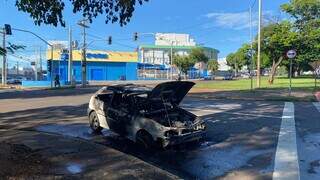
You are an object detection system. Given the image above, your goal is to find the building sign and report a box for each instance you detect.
[86,53,109,59]
[47,50,138,62]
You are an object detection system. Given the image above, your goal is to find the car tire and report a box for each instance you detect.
[136,130,155,149]
[89,111,103,134]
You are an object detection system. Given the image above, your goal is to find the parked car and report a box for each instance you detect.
[203,75,215,80]
[6,78,22,85]
[223,74,233,80]
[88,81,206,148]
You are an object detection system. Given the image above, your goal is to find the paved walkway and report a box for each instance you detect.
[0,129,178,179]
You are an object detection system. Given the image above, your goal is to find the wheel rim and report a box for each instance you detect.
[91,113,99,129]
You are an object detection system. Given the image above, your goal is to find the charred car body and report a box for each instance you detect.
[88,81,206,148]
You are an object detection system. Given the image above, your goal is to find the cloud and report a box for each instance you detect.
[204,11,275,30]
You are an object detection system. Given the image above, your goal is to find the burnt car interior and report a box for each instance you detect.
[96,83,198,129]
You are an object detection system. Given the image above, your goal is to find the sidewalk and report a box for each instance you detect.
[0,129,178,179]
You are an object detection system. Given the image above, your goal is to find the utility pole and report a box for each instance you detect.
[39,47,42,80]
[35,48,38,81]
[16,61,19,75]
[249,6,254,91]
[2,28,6,85]
[170,41,173,80]
[257,0,262,88]
[78,19,89,87]
[68,26,73,85]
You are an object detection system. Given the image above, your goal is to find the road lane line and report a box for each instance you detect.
[273,102,300,180]
[313,102,320,112]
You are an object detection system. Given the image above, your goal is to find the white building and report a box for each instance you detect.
[155,33,196,46]
[139,33,219,67]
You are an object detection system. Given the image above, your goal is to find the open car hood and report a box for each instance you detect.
[148,81,195,105]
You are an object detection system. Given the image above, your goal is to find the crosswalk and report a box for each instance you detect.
[273,102,299,180]
[273,102,320,180]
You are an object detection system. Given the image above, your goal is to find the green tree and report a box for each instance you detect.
[15,0,149,27]
[173,55,196,79]
[281,0,320,74]
[189,48,209,63]
[260,21,298,84]
[207,60,219,74]
[226,43,252,75]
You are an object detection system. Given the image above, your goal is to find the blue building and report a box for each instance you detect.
[48,50,138,82]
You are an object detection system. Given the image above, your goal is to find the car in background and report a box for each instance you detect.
[6,78,22,85]
[223,74,233,80]
[241,73,250,79]
[88,81,206,149]
[203,75,215,80]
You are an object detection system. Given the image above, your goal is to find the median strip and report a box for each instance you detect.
[273,102,300,180]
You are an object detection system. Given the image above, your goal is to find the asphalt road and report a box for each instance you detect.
[0,87,319,179]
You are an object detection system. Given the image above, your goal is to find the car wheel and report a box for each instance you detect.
[136,130,155,149]
[89,111,103,133]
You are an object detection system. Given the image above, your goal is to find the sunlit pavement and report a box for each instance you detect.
[0,88,320,179]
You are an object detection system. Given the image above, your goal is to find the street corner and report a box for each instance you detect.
[0,129,179,179]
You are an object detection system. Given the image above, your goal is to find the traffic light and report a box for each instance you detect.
[134,32,138,41]
[108,36,112,45]
[47,60,52,73]
[4,24,12,35]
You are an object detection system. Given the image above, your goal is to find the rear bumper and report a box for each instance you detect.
[164,130,205,146]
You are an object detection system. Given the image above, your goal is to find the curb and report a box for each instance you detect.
[315,92,320,101]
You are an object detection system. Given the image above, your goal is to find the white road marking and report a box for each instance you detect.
[273,102,300,180]
[313,102,320,112]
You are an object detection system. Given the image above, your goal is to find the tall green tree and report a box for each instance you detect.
[15,0,149,27]
[173,55,196,79]
[207,60,219,74]
[226,43,252,75]
[189,48,209,63]
[281,0,320,73]
[260,21,298,84]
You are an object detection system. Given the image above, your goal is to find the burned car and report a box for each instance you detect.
[88,81,206,148]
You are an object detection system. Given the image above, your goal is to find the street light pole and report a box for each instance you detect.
[1,28,6,85]
[257,0,262,88]
[11,28,54,87]
[170,41,173,80]
[249,6,254,91]
[68,26,73,84]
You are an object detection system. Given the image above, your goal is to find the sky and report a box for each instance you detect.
[0,0,290,68]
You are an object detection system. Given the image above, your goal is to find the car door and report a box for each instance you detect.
[106,93,128,135]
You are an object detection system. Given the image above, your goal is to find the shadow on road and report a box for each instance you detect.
[0,98,284,179]
[0,87,100,100]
